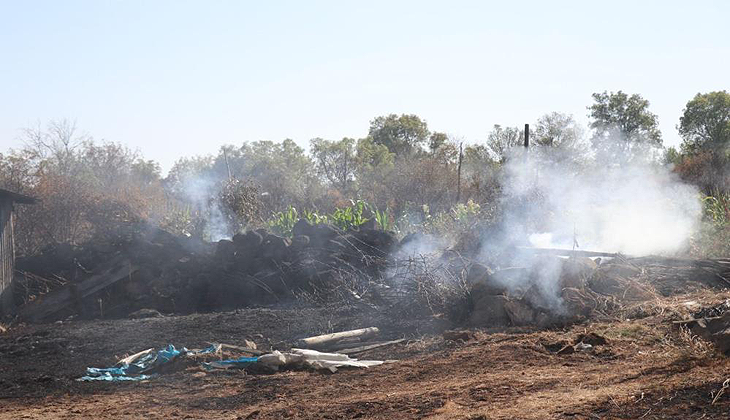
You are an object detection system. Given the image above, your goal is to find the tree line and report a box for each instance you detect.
[0,90,728,255]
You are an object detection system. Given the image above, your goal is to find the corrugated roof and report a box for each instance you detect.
[0,189,37,204]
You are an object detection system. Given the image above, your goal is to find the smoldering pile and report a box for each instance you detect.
[460,250,730,328]
[11,221,730,328]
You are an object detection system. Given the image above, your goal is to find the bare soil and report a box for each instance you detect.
[2,293,730,419]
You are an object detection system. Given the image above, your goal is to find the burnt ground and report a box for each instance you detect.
[2,293,730,419]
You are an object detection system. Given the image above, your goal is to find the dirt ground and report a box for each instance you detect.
[2,293,730,419]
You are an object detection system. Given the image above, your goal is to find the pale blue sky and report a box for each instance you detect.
[1,0,728,172]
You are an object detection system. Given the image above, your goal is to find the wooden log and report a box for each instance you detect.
[296,327,380,350]
[19,256,137,322]
[337,339,405,355]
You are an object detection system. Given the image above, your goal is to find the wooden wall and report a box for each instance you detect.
[0,200,14,315]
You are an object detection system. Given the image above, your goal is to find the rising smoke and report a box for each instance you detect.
[470,133,703,313]
[495,138,701,256]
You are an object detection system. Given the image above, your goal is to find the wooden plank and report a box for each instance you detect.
[19,256,137,322]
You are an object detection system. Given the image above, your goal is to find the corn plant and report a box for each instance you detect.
[703,192,729,227]
[330,200,370,230]
[372,206,393,231]
[302,208,329,225]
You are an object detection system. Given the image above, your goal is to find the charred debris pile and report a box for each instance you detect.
[11,221,730,328]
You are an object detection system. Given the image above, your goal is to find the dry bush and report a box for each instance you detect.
[387,254,471,322]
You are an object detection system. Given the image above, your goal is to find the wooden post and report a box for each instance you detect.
[524,124,530,149]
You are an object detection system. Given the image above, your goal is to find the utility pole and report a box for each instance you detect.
[456,142,463,203]
[223,149,233,181]
[524,124,530,149]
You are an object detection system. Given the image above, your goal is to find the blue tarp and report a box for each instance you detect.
[78,344,221,382]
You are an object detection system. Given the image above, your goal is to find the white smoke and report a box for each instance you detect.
[176,175,230,241]
[468,134,704,315]
[498,140,702,256]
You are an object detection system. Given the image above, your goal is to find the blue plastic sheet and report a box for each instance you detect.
[78,344,221,382]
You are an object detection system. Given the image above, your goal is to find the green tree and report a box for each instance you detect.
[368,114,430,157]
[678,91,730,154]
[531,112,590,168]
[428,132,448,153]
[486,124,523,163]
[309,137,356,191]
[587,91,662,159]
[532,112,585,149]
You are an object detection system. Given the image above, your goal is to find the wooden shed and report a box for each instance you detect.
[0,188,37,316]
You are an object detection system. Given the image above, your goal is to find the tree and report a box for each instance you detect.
[428,132,448,153]
[587,91,662,160]
[486,124,523,163]
[532,112,585,149]
[460,144,500,205]
[531,112,590,167]
[678,91,730,154]
[674,91,730,193]
[309,137,356,191]
[368,114,430,157]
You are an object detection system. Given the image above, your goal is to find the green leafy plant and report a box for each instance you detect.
[330,200,369,230]
[373,206,393,231]
[302,208,329,225]
[267,205,299,236]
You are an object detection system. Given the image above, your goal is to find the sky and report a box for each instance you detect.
[1,0,728,172]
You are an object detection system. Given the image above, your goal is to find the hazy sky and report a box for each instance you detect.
[1,0,728,172]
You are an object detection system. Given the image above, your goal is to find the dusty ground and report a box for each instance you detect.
[2,293,730,419]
